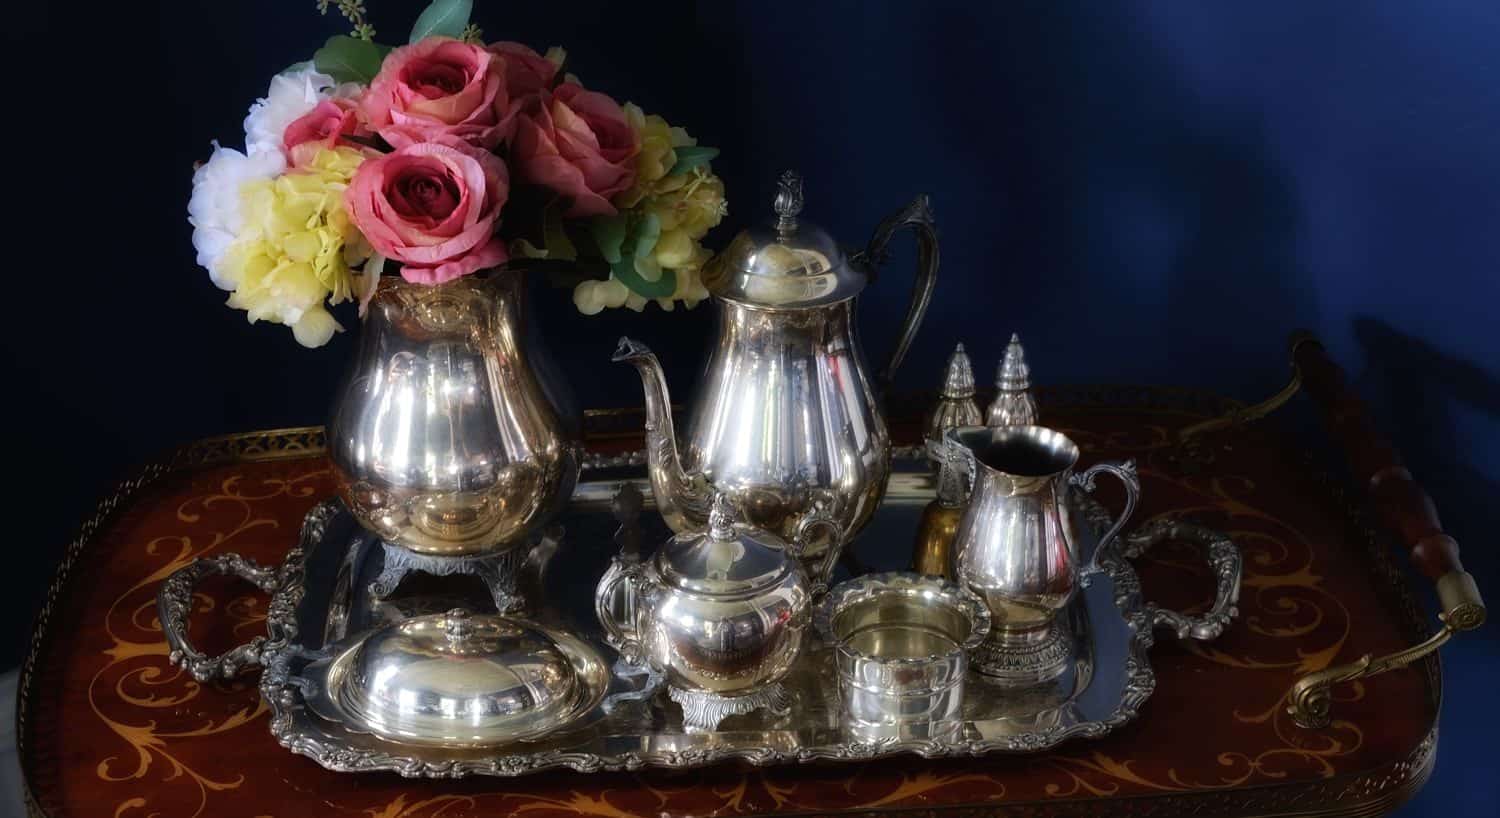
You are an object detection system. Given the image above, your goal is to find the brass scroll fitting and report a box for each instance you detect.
[1287,569,1484,729]
[1174,334,1313,471]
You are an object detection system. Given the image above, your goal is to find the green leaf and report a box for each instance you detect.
[313,35,386,84]
[611,254,678,299]
[667,146,719,176]
[409,0,473,43]
[632,212,661,259]
[590,214,627,264]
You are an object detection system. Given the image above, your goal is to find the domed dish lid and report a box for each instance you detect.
[317,609,608,748]
[701,170,866,308]
[656,494,800,595]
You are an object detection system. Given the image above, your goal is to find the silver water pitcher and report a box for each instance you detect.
[613,170,939,580]
[947,425,1140,682]
[328,273,581,561]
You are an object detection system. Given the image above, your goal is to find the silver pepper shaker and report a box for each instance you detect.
[986,333,1039,428]
[925,343,984,460]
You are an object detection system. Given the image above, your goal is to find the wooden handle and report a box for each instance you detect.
[1291,332,1484,629]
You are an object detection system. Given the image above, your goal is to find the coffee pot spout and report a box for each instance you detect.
[612,337,711,533]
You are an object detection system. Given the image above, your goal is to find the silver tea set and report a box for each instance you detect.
[161,170,1241,760]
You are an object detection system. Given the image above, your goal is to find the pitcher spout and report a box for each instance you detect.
[612,337,710,532]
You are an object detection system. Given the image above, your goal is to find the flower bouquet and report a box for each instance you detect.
[188,0,727,347]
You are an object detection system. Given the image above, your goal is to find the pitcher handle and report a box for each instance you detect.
[857,194,940,390]
[1070,459,1141,571]
[157,553,289,683]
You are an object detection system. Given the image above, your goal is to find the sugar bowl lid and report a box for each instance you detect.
[701,170,867,308]
[657,494,801,595]
[320,608,608,748]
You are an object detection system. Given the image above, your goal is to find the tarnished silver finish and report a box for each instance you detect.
[161,453,1242,777]
[301,608,609,748]
[947,426,1141,681]
[986,333,1039,428]
[615,171,939,575]
[816,572,989,739]
[368,540,529,613]
[329,273,580,558]
[595,493,829,730]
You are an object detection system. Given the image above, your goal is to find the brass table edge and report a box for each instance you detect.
[18,392,1441,818]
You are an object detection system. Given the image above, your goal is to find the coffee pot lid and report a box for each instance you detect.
[701,170,867,308]
[657,494,799,594]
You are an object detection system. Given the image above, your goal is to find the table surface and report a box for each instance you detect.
[18,391,1439,818]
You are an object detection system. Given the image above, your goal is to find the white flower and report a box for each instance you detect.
[187,142,284,289]
[243,65,359,158]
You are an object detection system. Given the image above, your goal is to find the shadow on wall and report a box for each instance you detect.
[1351,317,1500,603]
[907,1,1313,396]
[1353,318,1500,817]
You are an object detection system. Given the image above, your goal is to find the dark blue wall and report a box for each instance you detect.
[7,2,1496,813]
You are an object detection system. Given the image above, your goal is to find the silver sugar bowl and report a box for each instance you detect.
[816,572,990,740]
[595,493,838,730]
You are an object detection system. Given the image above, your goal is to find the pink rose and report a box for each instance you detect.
[345,140,510,285]
[361,38,513,149]
[487,42,558,100]
[283,99,368,165]
[512,83,638,217]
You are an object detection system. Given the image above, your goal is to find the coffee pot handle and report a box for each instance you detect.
[1070,460,1142,569]
[857,194,939,391]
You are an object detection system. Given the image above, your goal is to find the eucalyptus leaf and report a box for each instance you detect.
[667,146,720,176]
[314,35,385,84]
[632,212,662,259]
[611,254,678,299]
[590,214,627,264]
[409,0,473,43]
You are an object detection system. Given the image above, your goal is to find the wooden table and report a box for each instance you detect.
[20,351,1457,817]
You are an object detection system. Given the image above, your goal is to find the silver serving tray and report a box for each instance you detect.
[233,460,1239,777]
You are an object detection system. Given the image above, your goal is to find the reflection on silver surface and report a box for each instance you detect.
[595,494,824,730]
[160,457,1241,776]
[816,572,989,739]
[329,273,580,557]
[946,426,1140,681]
[612,171,940,580]
[302,609,609,748]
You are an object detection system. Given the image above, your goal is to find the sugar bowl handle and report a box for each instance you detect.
[791,494,844,595]
[157,553,290,683]
[595,559,649,665]
[858,194,939,390]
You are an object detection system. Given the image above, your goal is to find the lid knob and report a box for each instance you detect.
[773,170,804,235]
[707,492,738,540]
[445,608,475,643]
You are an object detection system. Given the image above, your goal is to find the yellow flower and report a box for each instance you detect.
[647,168,726,240]
[217,146,369,347]
[616,103,697,209]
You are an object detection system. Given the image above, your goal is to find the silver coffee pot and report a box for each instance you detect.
[614,171,939,577]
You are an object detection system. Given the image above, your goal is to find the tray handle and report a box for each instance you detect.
[157,552,289,683]
[1284,333,1485,728]
[1116,518,1244,642]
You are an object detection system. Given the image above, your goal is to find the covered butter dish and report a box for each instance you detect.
[302,607,609,748]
